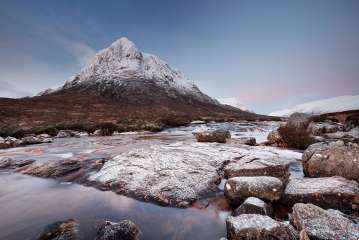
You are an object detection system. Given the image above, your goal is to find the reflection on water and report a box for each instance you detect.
[0,173,229,240]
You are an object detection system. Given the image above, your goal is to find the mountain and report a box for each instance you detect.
[270,95,359,117]
[217,97,249,111]
[0,37,269,137]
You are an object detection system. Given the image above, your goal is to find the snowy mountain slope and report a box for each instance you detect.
[217,97,249,111]
[270,95,359,117]
[43,37,217,104]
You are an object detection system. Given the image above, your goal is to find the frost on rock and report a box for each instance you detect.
[89,141,299,207]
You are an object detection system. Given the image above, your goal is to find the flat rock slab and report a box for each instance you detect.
[224,156,290,183]
[0,158,35,169]
[303,140,359,182]
[20,159,82,178]
[225,176,284,204]
[89,142,299,207]
[226,214,298,240]
[282,176,359,210]
[291,203,359,240]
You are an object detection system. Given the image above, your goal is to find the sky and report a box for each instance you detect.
[1,0,359,114]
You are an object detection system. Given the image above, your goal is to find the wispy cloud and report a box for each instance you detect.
[52,34,96,67]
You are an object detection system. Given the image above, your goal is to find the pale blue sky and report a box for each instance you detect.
[1,0,359,113]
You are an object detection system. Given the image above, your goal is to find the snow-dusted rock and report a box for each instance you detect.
[95,220,141,240]
[233,197,273,217]
[302,141,359,182]
[88,142,299,207]
[266,129,286,147]
[36,219,79,240]
[224,156,291,183]
[225,176,284,204]
[291,203,359,240]
[226,214,298,240]
[282,176,359,210]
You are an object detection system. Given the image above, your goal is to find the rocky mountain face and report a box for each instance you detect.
[0,38,270,137]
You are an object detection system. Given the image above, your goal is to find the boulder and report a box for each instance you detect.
[36,219,79,240]
[302,140,359,182]
[20,159,82,178]
[291,203,359,240]
[281,176,359,210]
[226,214,298,240]
[227,137,256,146]
[308,122,345,136]
[95,220,141,240]
[267,129,286,147]
[193,130,231,143]
[233,197,273,216]
[225,176,283,204]
[287,113,311,129]
[224,156,290,183]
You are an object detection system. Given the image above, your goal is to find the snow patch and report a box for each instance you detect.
[270,95,359,117]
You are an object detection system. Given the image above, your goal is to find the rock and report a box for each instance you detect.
[282,176,359,210]
[287,113,311,129]
[308,122,345,136]
[224,156,290,183]
[20,159,81,178]
[227,137,256,146]
[291,203,359,240]
[36,219,79,240]
[38,133,52,138]
[225,176,284,204]
[303,140,359,182]
[22,136,52,145]
[193,130,231,143]
[93,129,103,136]
[5,136,24,147]
[226,214,298,240]
[0,158,35,169]
[56,130,80,138]
[95,220,141,240]
[233,197,273,216]
[88,142,301,207]
[0,136,10,149]
[266,129,286,147]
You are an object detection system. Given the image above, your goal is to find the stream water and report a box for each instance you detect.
[0,121,304,240]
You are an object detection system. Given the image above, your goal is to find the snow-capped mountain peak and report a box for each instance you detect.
[45,37,215,103]
[270,95,359,117]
